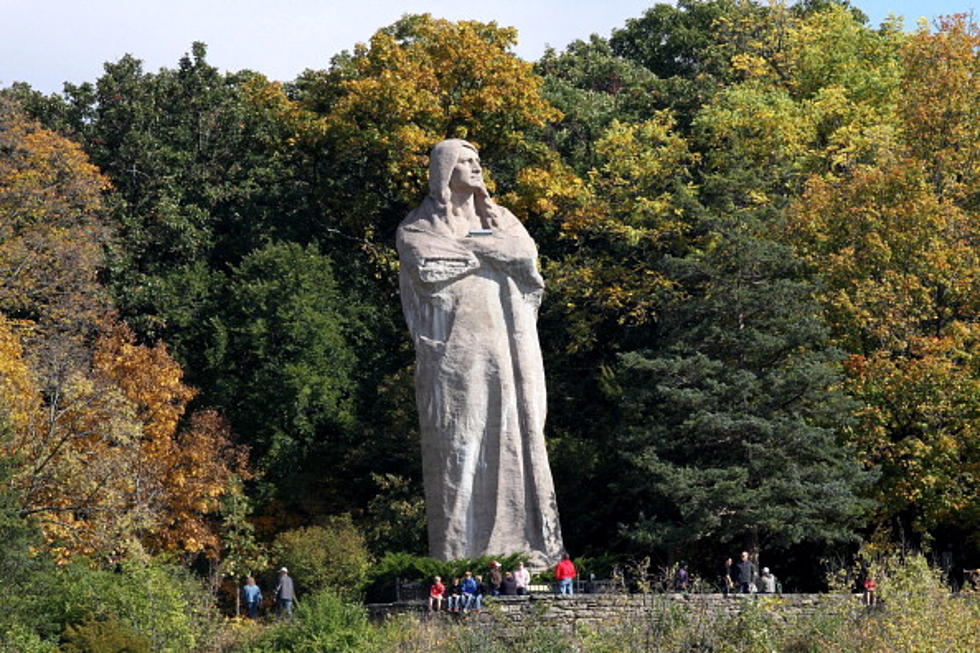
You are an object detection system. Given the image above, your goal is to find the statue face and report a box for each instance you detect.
[448,148,483,193]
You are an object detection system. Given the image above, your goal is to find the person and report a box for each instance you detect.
[489,560,503,596]
[446,577,463,612]
[275,567,296,619]
[474,574,489,611]
[501,571,518,596]
[555,553,577,595]
[514,561,531,596]
[674,562,690,591]
[241,576,262,619]
[863,576,877,606]
[397,139,564,566]
[460,571,480,612]
[720,557,735,596]
[736,552,755,594]
[428,575,445,612]
[759,567,777,593]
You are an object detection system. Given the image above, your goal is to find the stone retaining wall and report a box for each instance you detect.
[367,593,850,632]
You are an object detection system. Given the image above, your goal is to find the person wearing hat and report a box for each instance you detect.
[759,567,777,593]
[488,561,503,596]
[275,567,296,618]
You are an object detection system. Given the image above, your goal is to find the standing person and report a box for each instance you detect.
[759,567,777,593]
[275,567,296,619]
[863,576,877,606]
[428,575,446,612]
[489,561,503,596]
[674,562,690,591]
[514,561,531,596]
[241,576,262,619]
[736,552,755,594]
[720,557,735,596]
[555,553,577,595]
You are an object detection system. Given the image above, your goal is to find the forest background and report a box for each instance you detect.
[0,0,978,646]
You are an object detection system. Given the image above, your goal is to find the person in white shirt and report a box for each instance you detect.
[514,561,531,596]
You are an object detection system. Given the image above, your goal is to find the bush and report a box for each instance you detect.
[0,623,58,653]
[38,556,221,652]
[271,515,373,598]
[250,589,374,652]
[62,615,153,653]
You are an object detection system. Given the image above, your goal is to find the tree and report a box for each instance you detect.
[1,316,245,559]
[0,98,111,355]
[535,35,662,172]
[291,13,562,244]
[789,161,980,550]
[202,242,362,513]
[899,15,979,209]
[608,210,872,562]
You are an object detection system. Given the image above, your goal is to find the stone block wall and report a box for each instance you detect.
[367,592,851,632]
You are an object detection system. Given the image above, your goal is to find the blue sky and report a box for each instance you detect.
[1,1,975,95]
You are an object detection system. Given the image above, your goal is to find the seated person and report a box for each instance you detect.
[501,571,518,596]
[460,571,480,612]
[428,576,445,612]
[446,577,463,612]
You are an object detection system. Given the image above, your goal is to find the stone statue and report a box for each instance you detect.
[396,139,563,566]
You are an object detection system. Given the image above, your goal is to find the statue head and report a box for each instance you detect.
[428,138,480,199]
[426,139,496,227]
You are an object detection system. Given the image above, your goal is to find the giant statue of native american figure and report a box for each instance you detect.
[396,139,563,566]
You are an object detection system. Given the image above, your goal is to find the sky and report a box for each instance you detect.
[1,0,976,95]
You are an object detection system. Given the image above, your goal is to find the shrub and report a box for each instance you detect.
[38,556,221,652]
[62,615,153,653]
[251,589,374,652]
[271,515,373,598]
[0,623,58,653]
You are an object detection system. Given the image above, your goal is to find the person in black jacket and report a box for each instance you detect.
[736,552,755,594]
[720,557,735,596]
[501,571,518,595]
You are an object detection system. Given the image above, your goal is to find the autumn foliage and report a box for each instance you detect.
[0,101,246,561]
[0,2,978,603]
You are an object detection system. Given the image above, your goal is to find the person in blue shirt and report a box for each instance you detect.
[242,576,262,619]
[460,571,480,612]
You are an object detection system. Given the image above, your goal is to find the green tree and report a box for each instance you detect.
[609,216,873,563]
[204,242,362,509]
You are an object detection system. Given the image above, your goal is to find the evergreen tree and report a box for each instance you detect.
[609,213,874,562]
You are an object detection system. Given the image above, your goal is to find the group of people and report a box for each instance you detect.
[240,567,296,619]
[718,552,780,594]
[428,554,580,612]
[428,560,534,613]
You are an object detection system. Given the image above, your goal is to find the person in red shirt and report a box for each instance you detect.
[555,553,577,595]
[863,576,877,606]
[428,575,446,612]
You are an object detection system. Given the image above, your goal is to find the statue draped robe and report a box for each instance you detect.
[397,204,563,565]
